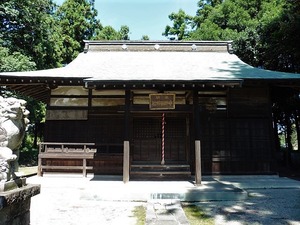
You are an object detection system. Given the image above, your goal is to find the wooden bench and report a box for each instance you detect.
[38,142,96,177]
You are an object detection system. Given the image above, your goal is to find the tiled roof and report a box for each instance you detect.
[0,41,299,82]
[1,41,299,103]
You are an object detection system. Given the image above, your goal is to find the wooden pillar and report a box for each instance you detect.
[37,143,42,177]
[123,141,130,183]
[195,140,202,185]
[193,90,202,185]
[83,159,87,177]
[123,89,130,183]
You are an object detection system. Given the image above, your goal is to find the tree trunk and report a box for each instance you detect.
[33,122,38,148]
[272,115,281,153]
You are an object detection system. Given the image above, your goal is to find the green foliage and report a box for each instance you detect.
[93,25,130,40]
[94,26,118,40]
[1,0,132,69]
[164,0,299,72]
[0,47,36,72]
[141,35,150,40]
[259,0,300,72]
[19,134,39,166]
[55,0,102,64]
[233,28,262,67]
[119,25,130,40]
[163,9,193,40]
[25,96,47,124]
[0,0,61,69]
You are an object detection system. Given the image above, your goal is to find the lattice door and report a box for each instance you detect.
[132,115,187,162]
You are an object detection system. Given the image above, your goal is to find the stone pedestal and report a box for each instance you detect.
[0,178,40,225]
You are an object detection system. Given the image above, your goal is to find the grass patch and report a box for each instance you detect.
[132,205,146,225]
[182,204,214,225]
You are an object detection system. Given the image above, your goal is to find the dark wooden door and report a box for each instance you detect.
[132,115,187,163]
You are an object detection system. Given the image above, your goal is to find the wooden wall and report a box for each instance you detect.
[43,86,276,175]
[200,86,276,174]
[44,115,124,174]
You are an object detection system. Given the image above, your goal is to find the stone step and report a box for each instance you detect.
[146,200,189,225]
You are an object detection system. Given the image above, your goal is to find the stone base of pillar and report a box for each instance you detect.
[0,178,40,225]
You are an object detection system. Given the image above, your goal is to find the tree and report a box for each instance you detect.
[93,25,130,40]
[0,0,61,69]
[193,0,222,28]
[94,26,118,40]
[55,0,102,64]
[141,35,150,40]
[162,9,193,40]
[260,0,300,73]
[187,0,289,69]
[118,25,130,40]
[0,47,36,72]
[24,96,46,148]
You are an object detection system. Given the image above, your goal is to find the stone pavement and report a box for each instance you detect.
[197,175,300,225]
[195,188,300,225]
[146,199,189,225]
[26,174,300,225]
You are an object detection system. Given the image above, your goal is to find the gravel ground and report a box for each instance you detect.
[195,188,300,225]
[30,190,146,225]
[27,175,300,225]
[28,175,146,225]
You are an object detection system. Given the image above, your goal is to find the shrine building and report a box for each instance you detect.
[1,41,300,184]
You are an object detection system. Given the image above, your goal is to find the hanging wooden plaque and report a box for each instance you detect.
[149,94,175,110]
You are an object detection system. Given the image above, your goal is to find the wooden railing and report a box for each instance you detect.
[38,142,96,177]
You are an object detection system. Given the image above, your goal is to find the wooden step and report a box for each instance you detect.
[131,167,190,172]
[131,164,190,168]
[132,161,188,165]
[130,162,191,178]
[130,171,191,175]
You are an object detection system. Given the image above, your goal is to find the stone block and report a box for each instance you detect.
[0,183,40,225]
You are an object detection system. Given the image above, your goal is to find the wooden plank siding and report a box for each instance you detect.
[43,86,276,175]
[44,116,124,174]
[38,142,96,176]
[199,87,275,174]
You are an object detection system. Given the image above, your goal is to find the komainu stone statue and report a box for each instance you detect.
[0,96,29,182]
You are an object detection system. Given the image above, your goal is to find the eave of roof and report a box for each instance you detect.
[1,40,300,87]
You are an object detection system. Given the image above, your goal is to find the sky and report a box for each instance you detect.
[54,0,198,40]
